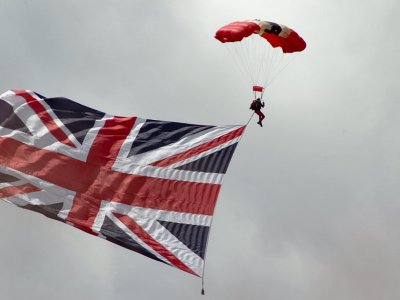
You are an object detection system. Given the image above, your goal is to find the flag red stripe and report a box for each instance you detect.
[0,183,41,198]
[99,172,220,215]
[151,126,245,167]
[65,193,102,230]
[13,90,76,148]
[85,116,137,167]
[114,213,198,276]
[65,116,137,226]
[0,136,219,215]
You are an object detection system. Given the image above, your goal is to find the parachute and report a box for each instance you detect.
[215,20,306,98]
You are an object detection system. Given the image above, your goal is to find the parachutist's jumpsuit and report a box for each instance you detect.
[254,100,265,126]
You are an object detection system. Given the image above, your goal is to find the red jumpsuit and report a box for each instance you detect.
[253,100,265,126]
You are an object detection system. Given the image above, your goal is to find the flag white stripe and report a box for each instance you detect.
[0,179,28,189]
[1,90,113,162]
[93,209,172,266]
[135,217,203,276]
[166,135,241,169]
[94,201,212,227]
[117,121,242,166]
[113,162,223,184]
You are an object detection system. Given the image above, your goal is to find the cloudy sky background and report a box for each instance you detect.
[0,0,399,299]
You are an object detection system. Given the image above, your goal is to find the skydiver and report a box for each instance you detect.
[250,98,265,127]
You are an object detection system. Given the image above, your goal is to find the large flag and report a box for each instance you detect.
[0,90,245,277]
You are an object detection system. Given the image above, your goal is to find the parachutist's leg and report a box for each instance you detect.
[255,110,265,127]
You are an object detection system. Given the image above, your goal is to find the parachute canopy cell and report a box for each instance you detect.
[215,20,306,53]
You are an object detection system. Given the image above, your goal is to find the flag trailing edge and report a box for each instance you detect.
[0,89,245,277]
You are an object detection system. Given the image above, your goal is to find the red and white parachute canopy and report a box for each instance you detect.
[215,20,306,96]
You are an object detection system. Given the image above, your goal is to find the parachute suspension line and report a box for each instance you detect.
[237,41,255,87]
[254,35,265,85]
[251,36,258,83]
[267,52,300,87]
[261,37,271,85]
[261,38,270,85]
[243,36,255,85]
[222,35,302,96]
[231,43,248,83]
[241,34,273,88]
[262,42,272,86]
[240,38,256,85]
[225,43,253,88]
[246,39,258,84]
[264,47,274,85]
[273,52,286,79]
[267,50,285,84]
[252,35,266,86]
[223,35,294,90]
[265,46,280,85]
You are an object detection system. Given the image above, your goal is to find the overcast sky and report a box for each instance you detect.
[1,0,399,299]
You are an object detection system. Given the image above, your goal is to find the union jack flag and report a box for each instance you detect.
[0,90,245,276]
